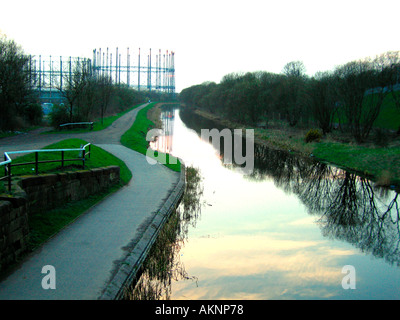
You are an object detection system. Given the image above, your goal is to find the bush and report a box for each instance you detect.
[305,129,322,143]
[24,103,43,125]
[50,104,70,128]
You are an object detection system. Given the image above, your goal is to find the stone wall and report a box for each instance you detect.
[20,166,120,215]
[0,166,120,272]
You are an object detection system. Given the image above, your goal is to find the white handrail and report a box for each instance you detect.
[0,143,91,170]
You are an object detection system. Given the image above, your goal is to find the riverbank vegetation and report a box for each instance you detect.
[0,35,176,135]
[0,36,42,132]
[125,166,203,300]
[179,51,400,186]
[121,102,181,172]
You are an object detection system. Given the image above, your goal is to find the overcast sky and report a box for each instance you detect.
[1,0,399,92]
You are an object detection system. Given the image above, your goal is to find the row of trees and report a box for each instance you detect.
[0,35,40,130]
[180,51,400,143]
[0,35,175,131]
[51,59,175,128]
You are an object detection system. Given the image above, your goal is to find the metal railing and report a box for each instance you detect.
[59,122,94,130]
[0,143,91,192]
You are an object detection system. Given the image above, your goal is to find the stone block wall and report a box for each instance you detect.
[20,166,120,214]
[0,166,120,272]
[0,197,29,272]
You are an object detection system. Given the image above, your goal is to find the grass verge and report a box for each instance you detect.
[44,102,143,134]
[1,138,132,251]
[121,102,181,172]
[4,138,132,184]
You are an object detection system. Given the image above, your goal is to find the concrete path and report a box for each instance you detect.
[0,104,181,299]
[0,102,147,154]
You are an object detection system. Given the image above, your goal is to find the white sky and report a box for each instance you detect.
[1,0,399,92]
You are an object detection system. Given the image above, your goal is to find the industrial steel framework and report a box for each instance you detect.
[29,47,175,102]
[92,47,175,94]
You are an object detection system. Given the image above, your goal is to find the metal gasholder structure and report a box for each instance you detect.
[92,47,175,94]
[29,47,176,102]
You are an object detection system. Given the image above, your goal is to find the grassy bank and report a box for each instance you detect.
[1,138,132,251]
[189,107,400,187]
[44,102,143,134]
[3,138,132,184]
[120,102,181,172]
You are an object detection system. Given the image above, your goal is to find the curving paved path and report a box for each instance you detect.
[0,103,181,299]
[0,103,149,153]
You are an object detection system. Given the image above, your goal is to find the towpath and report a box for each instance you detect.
[0,103,182,299]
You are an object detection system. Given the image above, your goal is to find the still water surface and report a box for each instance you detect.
[152,107,400,300]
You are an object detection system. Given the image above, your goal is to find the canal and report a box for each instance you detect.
[137,106,400,300]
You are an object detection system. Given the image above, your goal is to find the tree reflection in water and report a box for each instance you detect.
[252,143,400,267]
[124,167,204,300]
[180,108,400,268]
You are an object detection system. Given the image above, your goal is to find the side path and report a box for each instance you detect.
[0,102,147,154]
[0,104,183,299]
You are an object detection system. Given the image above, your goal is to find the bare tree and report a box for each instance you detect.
[308,71,338,134]
[334,56,391,143]
[97,74,113,125]
[0,35,36,130]
[56,58,91,122]
[376,51,400,132]
[281,61,308,127]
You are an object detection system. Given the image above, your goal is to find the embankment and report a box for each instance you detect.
[186,106,400,189]
[0,166,120,273]
[99,162,186,300]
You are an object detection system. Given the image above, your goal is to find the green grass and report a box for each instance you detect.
[332,92,400,131]
[1,138,132,251]
[4,138,132,184]
[374,93,400,130]
[312,141,400,186]
[44,102,143,134]
[120,102,181,172]
[27,183,123,250]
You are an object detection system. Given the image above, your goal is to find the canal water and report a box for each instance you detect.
[147,106,400,300]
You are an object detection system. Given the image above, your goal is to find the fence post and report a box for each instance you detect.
[35,152,39,174]
[81,145,85,169]
[7,162,11,192]
[61,151,64,168]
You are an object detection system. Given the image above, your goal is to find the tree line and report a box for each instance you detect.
[0,35,40,130]
[179,51,400,143]
[0,35,174,132]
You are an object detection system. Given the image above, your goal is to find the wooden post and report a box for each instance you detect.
[61,151,64,168]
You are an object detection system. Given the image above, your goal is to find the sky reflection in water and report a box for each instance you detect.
[155,108,400,300]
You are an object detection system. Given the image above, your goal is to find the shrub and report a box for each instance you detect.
[305,129,322,143]
[24,103,43,125]
[50,104,70,128]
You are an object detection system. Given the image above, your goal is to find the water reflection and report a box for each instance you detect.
[149,106,175,155]
[180,108,400,268]
[252,144,400,267]
[125,167,204,300]
[132,106,400,299]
